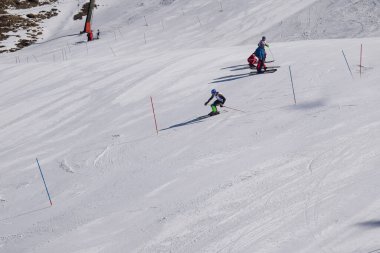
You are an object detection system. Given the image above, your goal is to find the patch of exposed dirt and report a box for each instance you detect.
[0,0,54,11]
[0,0,59,53]
[73,2,97,21]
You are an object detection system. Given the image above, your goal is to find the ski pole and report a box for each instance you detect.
[267,47,275,62]
[223,105,246,113]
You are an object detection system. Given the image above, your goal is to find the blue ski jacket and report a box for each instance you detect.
[254,47,266,60]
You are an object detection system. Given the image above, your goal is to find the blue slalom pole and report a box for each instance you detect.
[36,158,53,206]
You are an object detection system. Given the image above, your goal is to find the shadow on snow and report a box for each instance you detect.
[160,115,210,131]
[0,206,51,222]
[211,73,252,83]
[356,220,380,229]
[220,64,248,70]
[211,69,277,84]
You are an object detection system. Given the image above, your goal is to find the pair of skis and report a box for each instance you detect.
[207,105,246,117]
[249,68,278,75]
[250,59,280,75]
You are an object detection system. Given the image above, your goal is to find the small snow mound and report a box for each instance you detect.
[59,160,75,173]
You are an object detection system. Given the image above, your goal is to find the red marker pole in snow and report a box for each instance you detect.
[36,158,53,206]
[150,96,159,135]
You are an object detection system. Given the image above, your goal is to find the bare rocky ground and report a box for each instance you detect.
[0,0,59,53]
[73,2,93,21]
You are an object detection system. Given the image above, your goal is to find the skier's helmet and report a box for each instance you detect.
[211,89,217,95]
[262,36,266,41]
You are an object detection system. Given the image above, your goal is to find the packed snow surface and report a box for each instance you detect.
[1,0,380,253]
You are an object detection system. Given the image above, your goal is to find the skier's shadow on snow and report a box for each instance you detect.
[220,64,247,70]
[211,73,252,83]
[356,220,380,229]
[0,206,50,222]
[286,100,327,110]
[211,69,277,83]
[160,115,210,131]
[229,66,251,71]
[220,62,273,72]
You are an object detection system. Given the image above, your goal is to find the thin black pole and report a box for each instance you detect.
[150,96,159,135]
[342,50,354,80]
[289,66,297,105]
[36,158,53,206]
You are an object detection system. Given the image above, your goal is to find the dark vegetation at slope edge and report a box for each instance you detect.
[0,0,58,53]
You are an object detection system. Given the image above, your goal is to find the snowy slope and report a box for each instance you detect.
[265,0,380,41]
[1,1,380,253]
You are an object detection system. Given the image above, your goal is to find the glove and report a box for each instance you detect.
[204,102,208,106]
[220,104,224,107]
[265,44,270,48]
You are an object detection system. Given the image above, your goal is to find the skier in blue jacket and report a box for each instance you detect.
[254,36,269,73]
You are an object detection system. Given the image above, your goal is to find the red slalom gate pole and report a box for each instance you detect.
[150,96,159,135]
